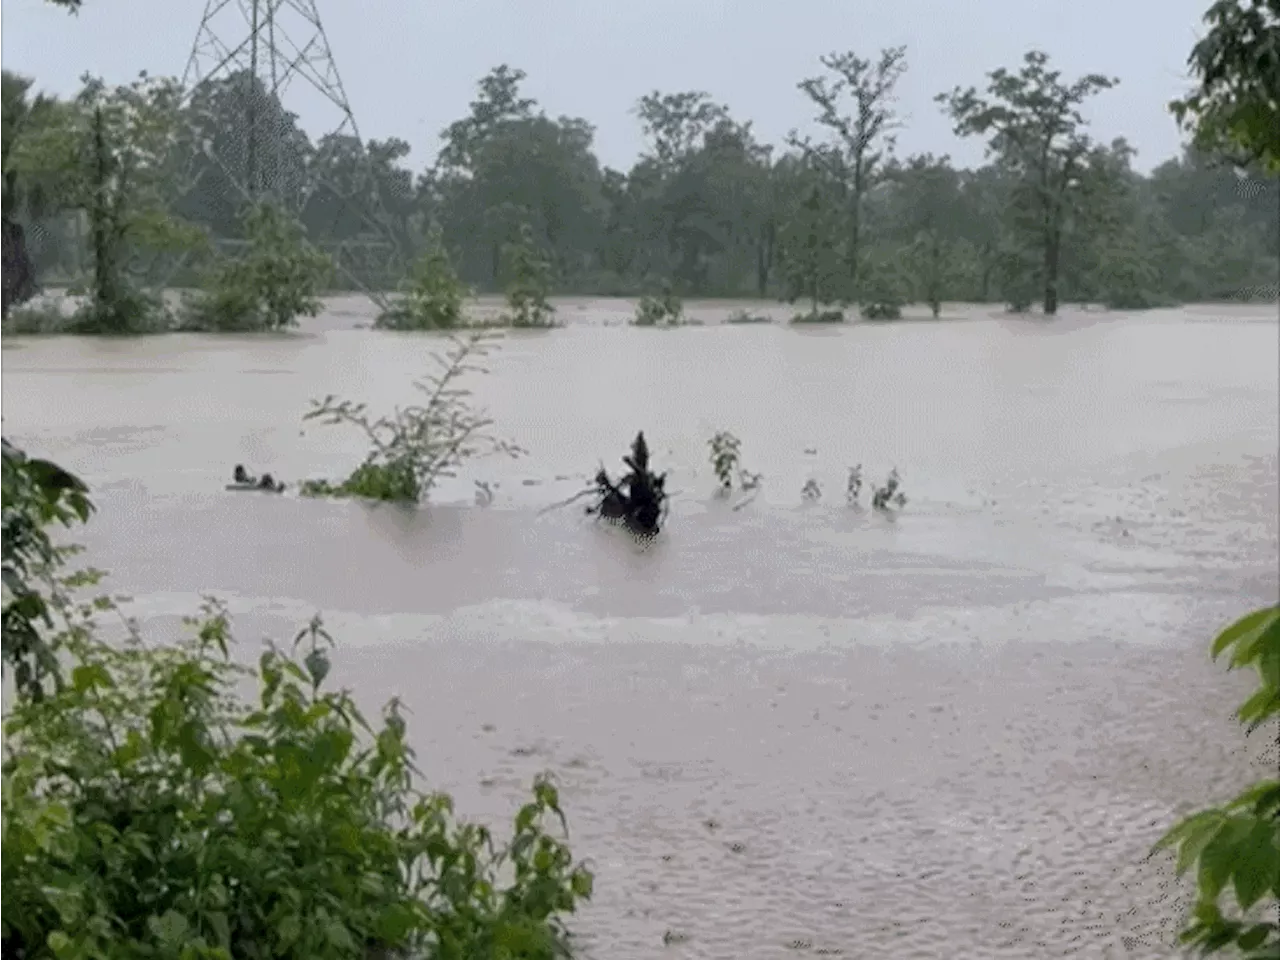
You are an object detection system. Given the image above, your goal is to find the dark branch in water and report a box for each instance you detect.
[586,431,669,537]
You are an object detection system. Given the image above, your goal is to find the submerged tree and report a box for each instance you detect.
[791,46,909,297]
[588,431,669,537]
[1,71,64,316]
[938,51,1118,315]
[377,224,467,330]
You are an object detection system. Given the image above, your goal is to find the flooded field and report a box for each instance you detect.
[3,298,1278,959]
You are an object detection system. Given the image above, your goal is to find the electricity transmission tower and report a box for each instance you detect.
[175,0,406,306]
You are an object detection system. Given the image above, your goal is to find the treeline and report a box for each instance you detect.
[3,47,1278,315]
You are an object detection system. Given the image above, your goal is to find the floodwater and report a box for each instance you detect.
[4,298,1279,959]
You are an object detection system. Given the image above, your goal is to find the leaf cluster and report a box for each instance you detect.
[1152,605,1280,956]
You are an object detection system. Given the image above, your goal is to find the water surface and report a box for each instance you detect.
[4,299,1278,959]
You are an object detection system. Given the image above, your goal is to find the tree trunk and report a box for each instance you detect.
[1042,225,1062,316]
[1,215,37,319]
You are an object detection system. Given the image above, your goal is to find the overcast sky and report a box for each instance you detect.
[3,0,1211,174]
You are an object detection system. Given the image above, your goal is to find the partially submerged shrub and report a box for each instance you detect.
[182,202,334,331]
[709,431,742,492]
[633,287,683,327]
[501,224,556,328]
[376,227,467,331]
[860,300,903,321]
[871,467,908,510]
[726,309,771,324]
[2,299,73,335]
[846,464,864,505]
[708,431,760,493]
[1006,296,1033,314]
[301,331,521,503]
[1103,288,1180,311]
[801,478,822,501]
[791,309,845,324]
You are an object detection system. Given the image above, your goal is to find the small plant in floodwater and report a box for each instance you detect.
[709,431,742,492]
[801,478,822,502]
[846,464,864,505]
[871,468,908,511]
[708,431,762,495]
[300,331,522,503]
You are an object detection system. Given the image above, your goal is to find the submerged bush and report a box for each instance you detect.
[860,300,903,321]
[707,431,761,494]
[791,309,845,324]
[182,202,334,332]
[501,224,557,329]
[871,467,908,510]
[633,288,683,327]
[725,309,771,324]
[301,331,521,503]
[376,228,467,331]
[2,299,74,335]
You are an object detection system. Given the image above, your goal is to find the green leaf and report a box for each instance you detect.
[1199,818,1255,901]
[46,931,71,957]
[148,909,191,949]
[1212,606,1279,659]
[1232,819,1280,911]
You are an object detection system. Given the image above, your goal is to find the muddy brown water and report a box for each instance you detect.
[4,298,1279,959]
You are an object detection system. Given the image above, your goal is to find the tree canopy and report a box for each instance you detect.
[2,43,1277,315]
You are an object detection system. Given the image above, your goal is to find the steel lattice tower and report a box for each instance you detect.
[176,0,405,305]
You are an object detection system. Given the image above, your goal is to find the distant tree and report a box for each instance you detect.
[790,47,909,297]
[938,50,1118,315]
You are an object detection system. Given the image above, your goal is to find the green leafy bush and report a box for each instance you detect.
[632,288,683,327]
[1152,605,1279,956]
[2,599,593,960]
[182,203,333,332]
[377,228,468,331]
[301,331,522,503]
[500,225,556,329]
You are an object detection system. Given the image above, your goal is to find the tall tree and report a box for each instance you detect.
[791,47,908,296]
[937,50,1117,315]
[2,72,65,314]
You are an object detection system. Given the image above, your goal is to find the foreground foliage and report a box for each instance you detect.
[1,445,593,960]
[1171,0,1280,173]
[0,438,93,700]
[1153,605,1280,956]
[301,332,521,502]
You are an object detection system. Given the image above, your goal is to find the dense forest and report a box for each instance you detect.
[3,45,1279,316]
